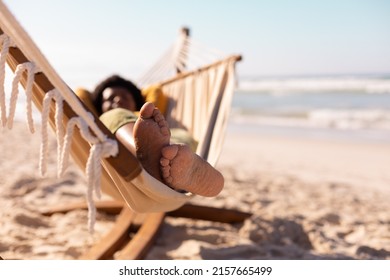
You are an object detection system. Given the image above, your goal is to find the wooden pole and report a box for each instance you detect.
[176,26,190,73]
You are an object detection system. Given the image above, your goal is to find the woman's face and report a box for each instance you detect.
[101,86,137,113]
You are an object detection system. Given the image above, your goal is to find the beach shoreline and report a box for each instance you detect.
[1,121,389,260]
[221,121,390,194]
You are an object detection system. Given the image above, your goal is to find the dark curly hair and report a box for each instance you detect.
[91,74,145,115]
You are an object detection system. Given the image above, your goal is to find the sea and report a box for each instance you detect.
[8,73,390,144]
[229,74,390,143]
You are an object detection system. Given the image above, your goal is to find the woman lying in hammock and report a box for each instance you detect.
[90,75,224,197]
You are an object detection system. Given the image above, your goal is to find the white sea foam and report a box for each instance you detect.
[230,108,390,131]
[308,109,390,130]
[238,76,390,94]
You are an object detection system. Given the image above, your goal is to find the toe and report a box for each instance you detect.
[154,114,164,122]
[161,145,179,160]
[161,165,170,177]
[160,126,170,136]
[139,102,155,118]
[160,158,170,166]
[165,176,173,184]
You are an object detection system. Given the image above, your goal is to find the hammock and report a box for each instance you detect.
[138,28,241,166]
[0,1,245,258]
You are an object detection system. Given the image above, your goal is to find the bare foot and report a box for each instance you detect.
[133,102,170,181]
[160,144,224,197]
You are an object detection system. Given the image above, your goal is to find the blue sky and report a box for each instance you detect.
[3,0,390,89]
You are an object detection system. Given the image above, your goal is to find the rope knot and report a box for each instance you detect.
[101,138,119,158]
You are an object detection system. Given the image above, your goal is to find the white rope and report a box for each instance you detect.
[0,1,107,145]
[2,59,119,232]
[0,34,10,127]
[0,46,119,232]
[7,61,37,133]
[59,115,118,233]
[85,138,118,233]
[0,1,121,233]
[60,116,98,175]
[40,89,119,232]
[188,37,226,58]
[40,89,64,176]
[40,91,118,233]
[137,46,175,87]
[137,34,229,88]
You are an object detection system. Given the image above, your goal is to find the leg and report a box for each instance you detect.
[117,102,224,197]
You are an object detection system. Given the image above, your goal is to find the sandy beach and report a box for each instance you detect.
[1,121,389,260]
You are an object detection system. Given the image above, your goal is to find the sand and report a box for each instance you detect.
[1,121,389,260]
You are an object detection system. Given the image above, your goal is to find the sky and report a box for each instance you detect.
[3,0,390,89]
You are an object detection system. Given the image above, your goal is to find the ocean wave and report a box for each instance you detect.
[230,108,390,131]
[238,77,390,94]
[308,109,390,130]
